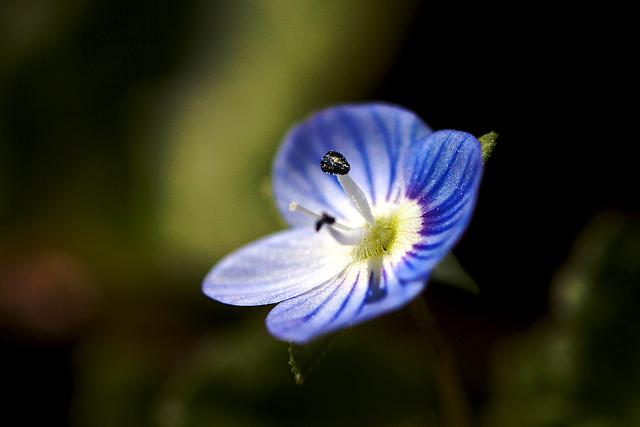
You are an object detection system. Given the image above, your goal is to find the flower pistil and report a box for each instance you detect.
[289,150,423,265]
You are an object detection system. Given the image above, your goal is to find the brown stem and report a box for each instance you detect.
[411,297,472,427]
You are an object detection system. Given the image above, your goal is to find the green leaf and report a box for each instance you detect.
[288,333,340,385]
[485,214,640,427]
[478,131,498,162]
[431,253,479,294]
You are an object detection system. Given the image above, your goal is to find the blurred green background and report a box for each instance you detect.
[0,1,637,427]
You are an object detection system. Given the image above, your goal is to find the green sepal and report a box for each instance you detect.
[431,253,479,294]
[478,131,498,162]
[288,332,340,385]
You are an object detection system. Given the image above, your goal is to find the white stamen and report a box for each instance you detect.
[327,226,365,246]
[289,201,352,232]
[337,175,375,224]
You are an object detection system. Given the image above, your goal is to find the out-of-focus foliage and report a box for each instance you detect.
[0,0,416,288]
[153,0,416,263]
[484,214,640,427]
[72,303,443,427]
[1,1,423,425]
[0,0,89,79]
[0,251,97,339]
[153,324,440,427]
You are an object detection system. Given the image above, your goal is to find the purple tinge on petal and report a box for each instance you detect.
[352,259,426,325]
[273,103,432,227]
[203,228,350,306]
[397,130,483,282]
[266,260,425,344]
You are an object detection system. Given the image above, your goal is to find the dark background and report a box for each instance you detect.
[376,0,632,412]
[1,1,634,426]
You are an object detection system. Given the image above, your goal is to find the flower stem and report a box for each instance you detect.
[410,297,472,427]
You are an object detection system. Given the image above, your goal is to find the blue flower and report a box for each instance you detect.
[203,103,483,343]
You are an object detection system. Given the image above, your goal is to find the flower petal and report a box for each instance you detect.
[350,260,426,325]
[399,130,483,282]
[203,228,351,306]
[266,260,425,343]
[273,103,432,227]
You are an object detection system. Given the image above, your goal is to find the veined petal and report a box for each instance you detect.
[266,259,425,344]
[273,103,432,227]
[203,228,351,306]
[266,262,369,343]
[399,130,483,282]
[351,259,426,325]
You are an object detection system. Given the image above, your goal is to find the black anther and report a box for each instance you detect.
[315,213,336,232]
[320,150,350,175]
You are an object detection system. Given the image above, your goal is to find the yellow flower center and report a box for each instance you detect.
[351,215,398,261]
[351,201,422,262]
